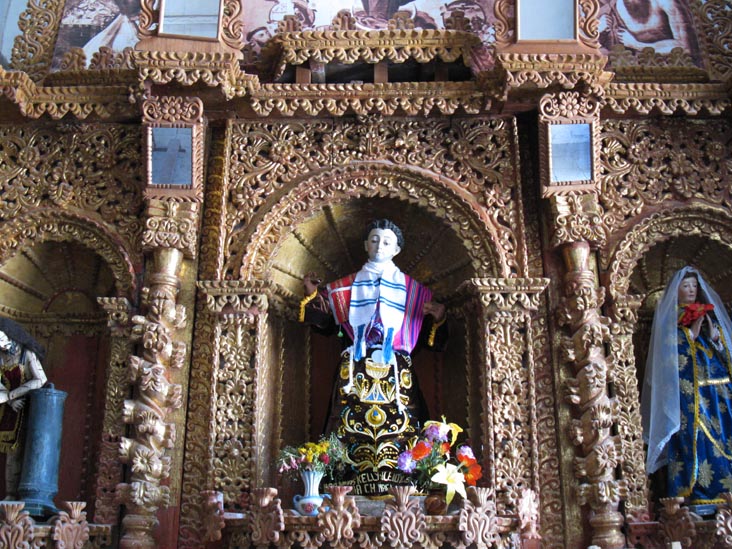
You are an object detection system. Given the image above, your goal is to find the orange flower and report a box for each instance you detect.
[439,442,451,456]
[411,440,433,461]
[464,462,482,486]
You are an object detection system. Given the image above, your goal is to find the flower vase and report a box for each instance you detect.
[424,488,448,515]
[293,470,326,516]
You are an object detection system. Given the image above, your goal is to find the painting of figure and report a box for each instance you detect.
[52,0,140,69]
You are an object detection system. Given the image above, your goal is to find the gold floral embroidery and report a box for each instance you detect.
[698,459,713,488]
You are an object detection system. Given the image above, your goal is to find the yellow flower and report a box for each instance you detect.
[430,462,466,505]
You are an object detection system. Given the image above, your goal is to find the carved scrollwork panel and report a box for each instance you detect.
[692,0,732,81]
[9,0,64,81]
[142,97,204,125]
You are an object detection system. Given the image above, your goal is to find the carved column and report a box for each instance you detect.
[460,278,548,515]
[116,200,198,547]
[557,240,626,549]
[607,295,649,519]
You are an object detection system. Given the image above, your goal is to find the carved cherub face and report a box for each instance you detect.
[364,228,401,264]
[678,275,698,306]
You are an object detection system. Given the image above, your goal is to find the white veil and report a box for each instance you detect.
[641,266,732,473]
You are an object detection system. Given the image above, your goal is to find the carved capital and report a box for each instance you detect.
[549,194,608,248]
[458,278,549,318]
[52,501,90,548]
[249,488,284,546]
[459,486,499,547]
[142,200,200,258]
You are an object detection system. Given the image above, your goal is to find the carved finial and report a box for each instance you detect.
[332,10,356,31]
[388,11,415,30]
[277,14,302,34]
[443,10,472,32]
[52,501,90,548]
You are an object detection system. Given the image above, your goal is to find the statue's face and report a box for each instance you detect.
[0,331,11,352]
[678,276,698,305]
[364,228,401,263]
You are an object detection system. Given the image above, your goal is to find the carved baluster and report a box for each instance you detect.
[557,241,626,549]
[317,486,361,549]
[458,486,499,548]
[381,485,425,548]
[249,487,284,548]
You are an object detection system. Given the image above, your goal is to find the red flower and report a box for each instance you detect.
[464,463,482,486]
[679,303,714,327]
[439,442,451,456]
[411,441,433,461]
[319,454,330,464]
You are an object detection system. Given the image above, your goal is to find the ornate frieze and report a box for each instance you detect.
[604,83,731,116]
[225,117,522,281]
[141,96,204,126]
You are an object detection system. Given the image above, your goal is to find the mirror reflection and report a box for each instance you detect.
[0,0,26,67]
[549,123,592,183]
[150,127,193,186]
[518,0,575,41]
[159,0,221,40]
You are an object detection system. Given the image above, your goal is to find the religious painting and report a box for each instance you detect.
[597,0,702,66]
[52,0,140,69]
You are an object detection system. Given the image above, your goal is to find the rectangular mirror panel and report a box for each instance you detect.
[150,127,193,186]
[159,0,220,40]
[549,123,592,183]
[518,0,575,41]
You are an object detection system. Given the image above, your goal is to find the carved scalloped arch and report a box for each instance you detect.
[237,162,504,281]
[605,207,732,300]
[0,210,138,298]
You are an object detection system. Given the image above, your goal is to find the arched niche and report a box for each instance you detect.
[0,238,130,520]
[604,206,732,516]
[269,197,478,447]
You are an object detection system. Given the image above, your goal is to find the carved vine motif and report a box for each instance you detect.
[691,0,732,82]
[225,117,522,280]
[557,242,626,549]
[9,0,64,81]
[0,125,144,264]
[597,119,732,235]
[606,296,648,517]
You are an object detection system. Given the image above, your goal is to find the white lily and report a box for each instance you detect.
[430,462,466,505]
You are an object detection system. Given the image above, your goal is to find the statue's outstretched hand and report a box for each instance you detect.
[424,301,445,322]
[303,272,321,296]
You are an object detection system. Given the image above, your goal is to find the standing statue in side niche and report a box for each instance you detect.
[0,317,47,500]
[300,219,447,496]
[642,266,732,506]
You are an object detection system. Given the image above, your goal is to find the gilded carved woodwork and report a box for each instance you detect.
[458,278,548,515]
[0,124,143,294]
[0,502,36,548]
[96,298,134,524]
[691,0,732,82]
[226,117,523,281]
[8,0,64,81]
[141,96,204,125]
[549,194,608,249]
[606,295,648,517]
[557,242,626,549]
[315,486,361,549]
[603,83,731,116]
[607,45,707,82]
[52,501,90,548]
[142,201,201,258]
[265,25,480,81]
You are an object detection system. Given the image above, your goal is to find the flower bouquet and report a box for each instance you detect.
[277,434,347,516]
[397,417,482,505]
[679,302,714,327]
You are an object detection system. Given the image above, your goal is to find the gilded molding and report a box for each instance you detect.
[141,96,204,125]
[142,201,200,259]
[248,82,488,117]
[266,28,480,80]
[604,82,731,115]
[8,0,64,81]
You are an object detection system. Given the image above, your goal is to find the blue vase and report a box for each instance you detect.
[293,470,326,516]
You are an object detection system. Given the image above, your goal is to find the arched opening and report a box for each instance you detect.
[0,240,118,516]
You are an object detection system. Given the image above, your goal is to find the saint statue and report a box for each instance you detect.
[0,317,47,500]
[301,219,447,496]
[642,266,732,504]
